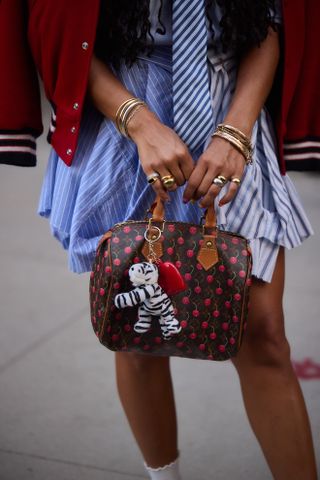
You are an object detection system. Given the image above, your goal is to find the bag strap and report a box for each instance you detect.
[152,196,216,228]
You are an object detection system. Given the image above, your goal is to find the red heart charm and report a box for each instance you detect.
[157,260,186,296]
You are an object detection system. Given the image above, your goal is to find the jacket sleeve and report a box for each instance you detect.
[0,0,43,167]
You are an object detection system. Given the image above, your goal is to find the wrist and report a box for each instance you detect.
[127,107,159,141]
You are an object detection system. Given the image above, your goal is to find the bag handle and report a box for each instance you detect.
[151,196,217,228]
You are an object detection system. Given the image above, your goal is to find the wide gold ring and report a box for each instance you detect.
[161,175,176,189]
[212,177,225,187]
[230,177,241,186]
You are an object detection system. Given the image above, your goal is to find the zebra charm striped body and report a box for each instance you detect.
[114,262,181,340]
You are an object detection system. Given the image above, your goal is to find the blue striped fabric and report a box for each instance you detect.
[172,0,213,150]
[38,18,313,282]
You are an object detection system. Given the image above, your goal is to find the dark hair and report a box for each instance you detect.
[95,0,277,67]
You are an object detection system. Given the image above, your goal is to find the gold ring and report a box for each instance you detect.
[161,175,176,188]
[217,175,227,185]
[147,172,160,185]
[230,177,241,186]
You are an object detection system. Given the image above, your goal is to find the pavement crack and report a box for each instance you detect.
[0,448,147,478]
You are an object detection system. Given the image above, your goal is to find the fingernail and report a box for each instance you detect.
[183,198,188,204]
[218,201,223,207]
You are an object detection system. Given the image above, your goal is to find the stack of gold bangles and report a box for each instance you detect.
[115,97,147,137]
[212,123,253,165]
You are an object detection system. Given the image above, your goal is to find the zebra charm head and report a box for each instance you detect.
[129,262,159,287]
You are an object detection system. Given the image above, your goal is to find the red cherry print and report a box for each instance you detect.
[92,286,96,293]
[194,286,201,294]
[114,282,120,289]
[239,270,246,278]
[143,344,151,351]
[189,332,197,340]
[234,293,241,301]
[206,275,214,283]
[168,224,175,232]
[246,278,252,286]
[135,235,143,241]
[201,321,209,329]
[124,324,131,332]
[114,258,121,266]
[227,279,233,287]
[196,263,203,270]
[225,301,231,309]
[184,273,192,281]
[182,296,190,305]
[112,237,120,244]
[124,246,132,254]
[133,257,140,263]
[105,266,112,274]
[90,271,94,279]
[177,237,184,245]
[187,249,194,258]
[167,247,174,255]
[209,332,217,340]
[107,326,112,333]
[232,315,239,323]
[192,309,200,317]
[199,239,204,246]
[213,310,220,318]
[221,243,228,250]
[232,237,239,245]
[230,256,237,264]
[173,307,178,316]
[133,337,141,344]
[242,249,248,256]
[115,313,122,320]
[222,322,229,331]
[111,334,119,342]
[180,320,188,328]
[207,354,214,360]
[218,345,226,353]
[176,341,184,348]
[175,261,182,269]
[189,226,197,234]
[99,288,105,296]
[92,316,96,325]
[124,269,129,276]
[154,337,162,344]
[219,265,226,272]
[204,298,211,307]
[199,344,206,351]
[229,337,236,345]
[216,287,223,295]
[95,331,99,337]
[123,226,131,233]
[104,250,109,258]
[98,310,102,318]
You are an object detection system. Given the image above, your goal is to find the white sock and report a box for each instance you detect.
[144,457,182,480]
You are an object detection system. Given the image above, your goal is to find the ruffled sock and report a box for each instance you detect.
[144,456,182,480]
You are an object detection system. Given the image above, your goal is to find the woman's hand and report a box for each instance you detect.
[183,136,246,208]
[128,108,194,202]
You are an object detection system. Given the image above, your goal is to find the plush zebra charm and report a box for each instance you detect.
[114,262,182,340]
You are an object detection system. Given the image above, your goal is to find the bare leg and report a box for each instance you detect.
[232,248,317,479]
[115,352,178,468]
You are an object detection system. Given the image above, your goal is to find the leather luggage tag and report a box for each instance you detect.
[141,226,163,260]
[197,234,219,270]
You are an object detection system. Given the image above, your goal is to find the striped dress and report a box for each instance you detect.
[38,1,313,282]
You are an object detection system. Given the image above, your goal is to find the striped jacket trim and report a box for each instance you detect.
[0,131,37,167]
[284,136,320,171]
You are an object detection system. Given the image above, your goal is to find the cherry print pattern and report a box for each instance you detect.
[89,220,252,361]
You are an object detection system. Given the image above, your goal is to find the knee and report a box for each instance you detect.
[232,310,291,369]
[116,351,170,378]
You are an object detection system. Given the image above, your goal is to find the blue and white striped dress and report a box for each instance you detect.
[38,1,313,282]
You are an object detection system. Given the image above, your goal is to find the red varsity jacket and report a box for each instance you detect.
[0,0,319,172]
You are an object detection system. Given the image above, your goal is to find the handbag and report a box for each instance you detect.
[89,199,252,361]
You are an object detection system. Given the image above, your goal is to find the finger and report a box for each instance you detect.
[183,163,207,202]
[145,169,170,201]
[169,163,187,186]
[219,178,241,206]
[179,150,195,182]
[198,184,222,208]
[155,166,180,192]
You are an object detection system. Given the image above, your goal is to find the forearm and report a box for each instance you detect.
[223,27,280,137]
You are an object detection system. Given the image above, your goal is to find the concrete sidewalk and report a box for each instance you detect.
[0,129,319,480]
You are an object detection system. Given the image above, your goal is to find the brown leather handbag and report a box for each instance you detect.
[89,200,252,361]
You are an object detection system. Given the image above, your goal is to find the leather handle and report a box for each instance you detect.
[151,196,216,228]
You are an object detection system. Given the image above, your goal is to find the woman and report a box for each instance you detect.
[1,0,317,478]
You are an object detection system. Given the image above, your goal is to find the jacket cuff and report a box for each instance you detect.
[0,131,37,167]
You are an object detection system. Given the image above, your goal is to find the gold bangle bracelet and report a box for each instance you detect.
[118,101,145,137]
[212,131,253,165]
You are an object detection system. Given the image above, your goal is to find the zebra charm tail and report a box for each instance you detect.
[114,262,181,340]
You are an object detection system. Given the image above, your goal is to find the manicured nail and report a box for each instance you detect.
[183,198,188,204]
